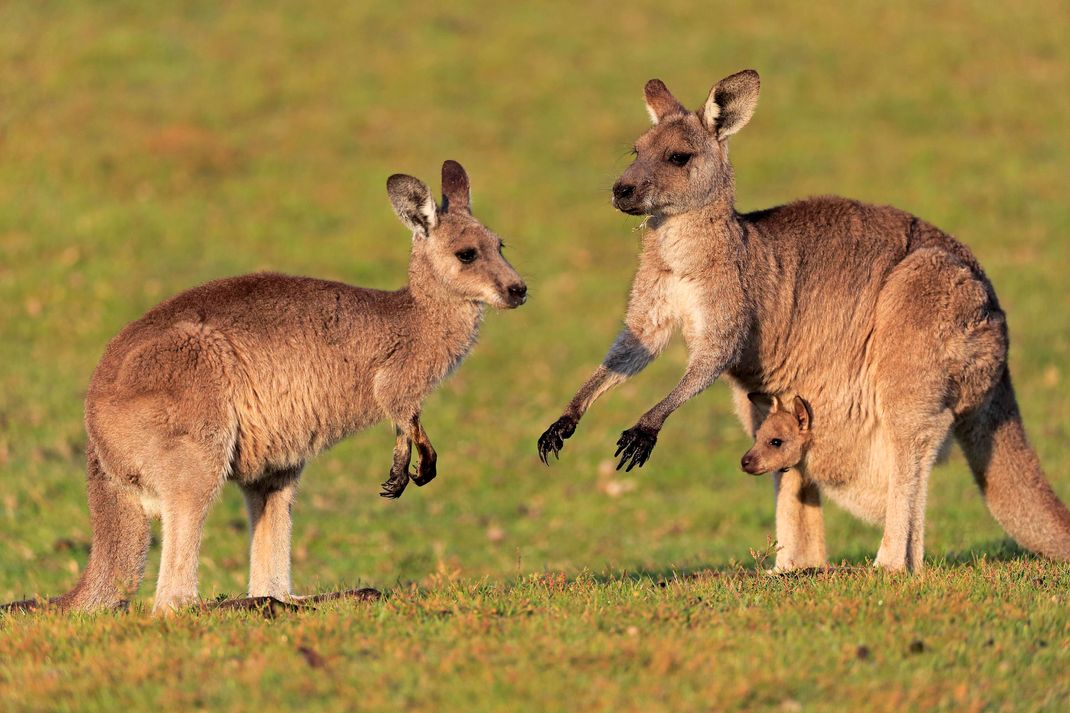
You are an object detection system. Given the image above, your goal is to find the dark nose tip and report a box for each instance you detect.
[613,182,635,201]
[508,283,527,299]
[740,454,752,471]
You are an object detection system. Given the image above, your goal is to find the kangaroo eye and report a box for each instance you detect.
[769,438,783,448]
[668,152,692,167]
[455,248,478,264]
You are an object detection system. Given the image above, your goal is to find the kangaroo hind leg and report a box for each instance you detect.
[871,247,973,571]
[242,467,302,599]
[151,439,230,614]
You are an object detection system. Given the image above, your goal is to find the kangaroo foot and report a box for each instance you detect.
[298,587,382,604]
[0,598,42,614]
[211,596,303,617]
[615,425,658,471]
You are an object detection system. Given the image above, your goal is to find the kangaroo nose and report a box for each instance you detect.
[740,454,753,472]
[507,282,527,306]
[613,182,635,201]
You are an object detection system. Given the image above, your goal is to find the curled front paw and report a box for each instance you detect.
[412,448,437,487]
[537,415,577,464]
[614,425,658,472]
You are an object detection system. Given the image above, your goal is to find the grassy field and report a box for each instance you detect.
[1,1,1068,710]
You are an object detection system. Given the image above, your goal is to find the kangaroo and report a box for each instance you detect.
[13,160,526,614]
[537,70,1070,572]
[740,394,812,476]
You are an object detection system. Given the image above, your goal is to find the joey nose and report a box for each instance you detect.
[740,453,754,473]
[612,182,635,201]
[506,282,528,307]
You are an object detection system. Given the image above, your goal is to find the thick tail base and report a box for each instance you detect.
[956,370,1070,561]
[50,445,151,611]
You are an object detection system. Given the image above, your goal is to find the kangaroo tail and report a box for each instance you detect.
[955,368,1070,560]
[47,442,152,611]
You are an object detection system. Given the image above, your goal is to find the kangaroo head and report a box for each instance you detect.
[387,160,527,309]
[612,70,760,217]
[740,393,812,476]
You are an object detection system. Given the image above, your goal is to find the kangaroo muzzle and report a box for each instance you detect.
[505,282,528,308]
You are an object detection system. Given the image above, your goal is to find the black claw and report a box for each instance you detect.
[380,471,410,499]
[537,416,577,465]
[614,426,658,471]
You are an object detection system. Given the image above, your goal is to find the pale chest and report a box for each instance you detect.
[648,227,714,336]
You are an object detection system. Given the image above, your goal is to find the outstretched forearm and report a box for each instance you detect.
[564,326,665,419]
[538,254,678,464]
[615,286,749,471]
[613,347,733,472]
[636,347,732,430]
[539,315,673,464]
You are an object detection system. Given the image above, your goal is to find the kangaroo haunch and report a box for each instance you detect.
[46,160,526,614]
[538,70,1070,572]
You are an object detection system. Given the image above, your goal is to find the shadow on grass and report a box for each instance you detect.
[2,540,1038,617]
[577,538,1034,587]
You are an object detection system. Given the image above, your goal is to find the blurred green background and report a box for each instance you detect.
[0,1,1067,710]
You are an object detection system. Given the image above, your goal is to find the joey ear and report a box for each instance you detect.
[768,394,783,413]
[387,174,438,237]
[701,69,760,140]
[644,79,687,125]
[792,396,812,432]
[440,159,471,213]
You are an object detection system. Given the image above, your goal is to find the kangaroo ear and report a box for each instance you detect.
[702,69,760,140]
[792,396,812,432]
[768,394,783,413]
[387,174,438,237]
[441,159,471,214]
[644,79,687,125]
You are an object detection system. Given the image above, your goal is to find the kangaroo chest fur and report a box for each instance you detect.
[644,215,739,338]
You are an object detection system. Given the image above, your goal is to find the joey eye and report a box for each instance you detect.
[455,248,478,264]
[668,152,692,167]
[769,438,783,448]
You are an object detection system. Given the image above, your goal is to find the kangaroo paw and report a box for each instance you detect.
[380,469,410,499]
[412,451,437,487]
[537,415,578,464]
[614,425,658,471]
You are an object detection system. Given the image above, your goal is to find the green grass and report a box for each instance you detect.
[1,1,1068,710]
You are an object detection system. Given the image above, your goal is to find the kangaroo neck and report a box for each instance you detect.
[403,252,485,352]
[647,196,744,272]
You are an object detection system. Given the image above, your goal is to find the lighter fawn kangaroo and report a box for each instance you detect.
[22,160,526,614]
[538,70,1070,572]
